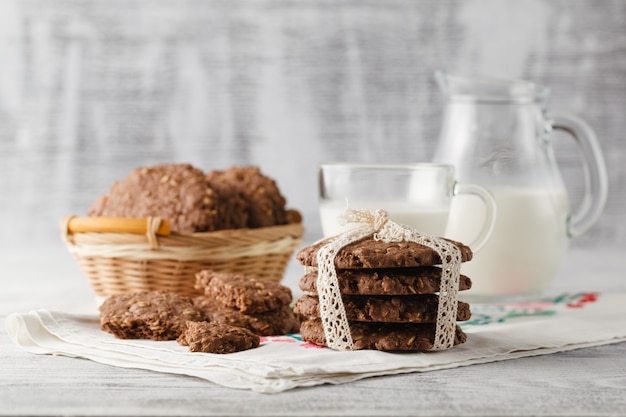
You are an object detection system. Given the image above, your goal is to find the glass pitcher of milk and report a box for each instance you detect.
[433,71,608,300]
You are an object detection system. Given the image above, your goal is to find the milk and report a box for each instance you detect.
[320,201,450,237]
[444,186,570,299]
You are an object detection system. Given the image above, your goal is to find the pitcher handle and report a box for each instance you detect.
[551,113,608,237]
[453,183,497,253]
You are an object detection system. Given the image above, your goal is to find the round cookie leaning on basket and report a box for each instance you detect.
[61,163,304,304]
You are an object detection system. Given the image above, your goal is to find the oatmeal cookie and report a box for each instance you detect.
[99,290,204,341]
[294,294,471,323]
[300,318,467,351]
[195,270,292,314]
[88,163,221,233]
[193,297,300,336]
[298,266,472,295]
[206,166,288,228]
[297,237,472,269]
[177,321,260,353]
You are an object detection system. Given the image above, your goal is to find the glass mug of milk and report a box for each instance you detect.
[318,163,496,253]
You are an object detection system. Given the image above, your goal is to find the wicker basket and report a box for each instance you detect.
[61,216,304,299]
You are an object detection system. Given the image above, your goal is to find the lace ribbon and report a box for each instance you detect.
[315,209,461,351]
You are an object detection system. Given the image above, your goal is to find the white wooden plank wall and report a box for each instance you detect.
[0,0,624,254]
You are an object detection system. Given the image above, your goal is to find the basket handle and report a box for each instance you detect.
[63,216,171,236]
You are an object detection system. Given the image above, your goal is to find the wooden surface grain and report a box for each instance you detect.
[1,338,624,417]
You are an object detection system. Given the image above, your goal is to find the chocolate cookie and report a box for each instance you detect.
[99,290,205,341]
[299,266,472,295]
[177,321,260,353]
[88,163,221,233]
[195,270,292,314]
[297,237,472,269]
[294,294,471,323]
[300,318,467,351]
[193,297,300,336]
[206,166,288,228]
[206,173,250,229]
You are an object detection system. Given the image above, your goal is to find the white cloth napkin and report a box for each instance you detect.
[6,292,626,393]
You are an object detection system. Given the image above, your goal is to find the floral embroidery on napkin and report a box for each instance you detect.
[260,334,324,349]
[462,292,600,327]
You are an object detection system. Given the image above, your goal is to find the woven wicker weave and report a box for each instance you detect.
[61,216,304,298]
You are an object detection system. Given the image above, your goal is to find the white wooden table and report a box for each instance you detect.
[2,246,625,416]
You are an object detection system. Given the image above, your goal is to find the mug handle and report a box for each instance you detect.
[550,113,608,237]
[453,183,497,254]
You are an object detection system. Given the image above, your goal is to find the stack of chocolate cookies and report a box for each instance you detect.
[193,271,301,337]
[294,237,474,351]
